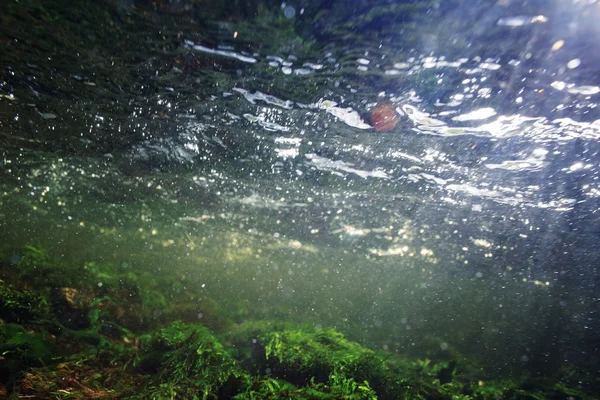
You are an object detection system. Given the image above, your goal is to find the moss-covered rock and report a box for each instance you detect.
[135,321,251,399]
[261,328,391,390]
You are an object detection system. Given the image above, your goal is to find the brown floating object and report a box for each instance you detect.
[370,103,398,132]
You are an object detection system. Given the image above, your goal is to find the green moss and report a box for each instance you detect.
[58,296,137,353]
[325,369,378,399]
[470,380,508,399]
[0,323,58,364]
[0,280,50,324]
[236,377,297,399]
[135,321,251,399]
[260,328,391,395]
[239,373,377,399]
[1,245,598,399]
[8,245,189,333]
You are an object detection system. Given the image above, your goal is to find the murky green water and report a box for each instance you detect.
[1,0,599,398]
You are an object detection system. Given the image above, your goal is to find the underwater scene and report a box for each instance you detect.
[1,0,599,398]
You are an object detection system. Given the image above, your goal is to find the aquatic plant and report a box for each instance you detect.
[1,243,598,399]
[135,321,251,399]
[235,370,377,399]
[236,376,298,399]
[12,244,87,289]
[0,322,61,393]
[0,279,50,324]
[260,327,392,394]
[16,354,144,399]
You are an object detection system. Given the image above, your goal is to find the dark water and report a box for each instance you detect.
[1,0,599,389]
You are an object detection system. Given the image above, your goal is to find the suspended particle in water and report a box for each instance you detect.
[551,40,564,51]
[567,58,581,69]
[283,4,296,19]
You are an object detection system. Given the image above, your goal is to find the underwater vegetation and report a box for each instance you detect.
[0,245,598,399]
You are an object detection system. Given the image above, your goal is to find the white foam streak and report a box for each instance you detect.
[306,154,388,179]
[233,88,294,109]
[314,99,371,130]
[190,44,257,63]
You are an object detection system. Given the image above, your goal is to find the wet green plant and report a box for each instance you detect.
[135,321,251,399]
[469,380,507,399]
[236,372,377,400]
[12,244,89,290]
[2,244,599,399]
[0,322,61,393]
[0,323,58,366]
[59,295,137,354]
[0,279,50,324]
[260,327,392,395]
[236,376,297,399]
[326,368,378,399]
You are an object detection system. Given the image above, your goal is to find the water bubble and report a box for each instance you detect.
[265,367,272,374]
[567,59,581,69]
[475,272,483,278]
[283,5,296,19]
[440,342,449,351]
[569,162,584,172]
[9,254,21,265]
[272,161,285,173]
[197,313,203,319]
